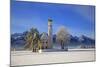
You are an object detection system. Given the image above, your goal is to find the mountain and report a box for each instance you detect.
[11,33,26,48]
[11,33,95,48]
[79,35,95,46]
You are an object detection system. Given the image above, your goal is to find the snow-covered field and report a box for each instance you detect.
[11,48,95,66]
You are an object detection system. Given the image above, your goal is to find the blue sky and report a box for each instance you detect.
[11,1,95,39]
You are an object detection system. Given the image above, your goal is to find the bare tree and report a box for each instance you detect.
[56,26,70,50]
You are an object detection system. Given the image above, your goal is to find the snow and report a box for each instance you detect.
[11,48,95,66]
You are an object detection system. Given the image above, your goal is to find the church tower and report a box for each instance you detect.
[48,18,53,48]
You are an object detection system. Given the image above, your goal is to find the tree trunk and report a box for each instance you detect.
[61,40,64,49]
[32,47,34,52]
[62,42,64,49]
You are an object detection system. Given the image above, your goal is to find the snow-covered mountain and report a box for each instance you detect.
[11,33,95,48]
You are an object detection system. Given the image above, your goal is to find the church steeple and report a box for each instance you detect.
[48,18,53,48]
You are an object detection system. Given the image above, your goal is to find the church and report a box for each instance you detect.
[41,18,53,49]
